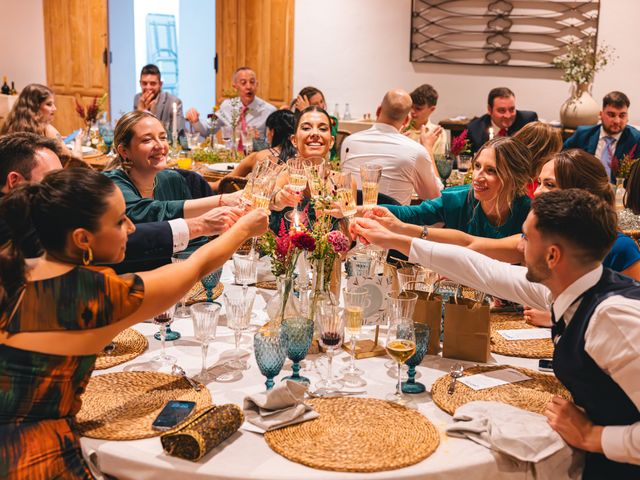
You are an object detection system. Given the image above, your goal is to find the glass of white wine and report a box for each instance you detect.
[287,157,309,194]
[386,317,416,406]
[359,163,383,209]
[331,170,357,218]
[303,157,327,202]
[340,287,368,387]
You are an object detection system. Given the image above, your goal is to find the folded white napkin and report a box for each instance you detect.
[447,401,581,480]
[243,380,319,432]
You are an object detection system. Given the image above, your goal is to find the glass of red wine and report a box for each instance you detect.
[315,301,345,392]
[152,306,177,367]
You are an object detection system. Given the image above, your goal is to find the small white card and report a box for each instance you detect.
[458,368,532,391]
[497,328,551,341]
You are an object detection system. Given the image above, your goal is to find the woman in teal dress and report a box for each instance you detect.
[371,136,532,239]
[0,168,268,479]
[103,111,245,252]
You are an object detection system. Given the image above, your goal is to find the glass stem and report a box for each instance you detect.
[234,329,242,354]
[201,342,209,375]
[396,362,403,397]
[242,283,248,299]
[327,351,334,382]
[350,336,357,371]
[160,325,167,356]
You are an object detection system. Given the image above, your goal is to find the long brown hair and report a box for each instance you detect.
[473,136,531,225]
[624,159,640,214]
[553,149,615,206]
[0,84,53,136]
[104,110,159,172]
[512,121,562,177]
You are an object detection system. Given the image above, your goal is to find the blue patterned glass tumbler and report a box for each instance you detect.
[280,317,314,385]
[254,331,286,390]
[201,268,223,302]
[401,323,430,394]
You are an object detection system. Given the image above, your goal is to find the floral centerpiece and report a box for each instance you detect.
[611,144,639,181]
[75,94,108,145]
[207,88,250,156]
[451,129,471,156]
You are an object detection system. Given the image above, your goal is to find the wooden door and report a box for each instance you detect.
[216,0,294,107]
[43,0,109,135]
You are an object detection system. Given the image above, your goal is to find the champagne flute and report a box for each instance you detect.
[151,306,177,368]
[340,287,368,387]
[315,301,346,392]
[190,302,221,380]
[287,157,309,213]
[331,170,357,218]
[303,157,328,202]
[359,163,383,209]
[386,317,416,406]
[223,290,256,370]
[384,291,418,370]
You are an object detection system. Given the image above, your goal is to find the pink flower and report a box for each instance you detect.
[327,230,350,253]
[290,231,316,251]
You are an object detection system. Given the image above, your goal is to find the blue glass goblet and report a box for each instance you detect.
[434,154,454,187]
[401,323,430,394]
[254,331,286,390]
[280,317,314,385]
[201,268,223,302]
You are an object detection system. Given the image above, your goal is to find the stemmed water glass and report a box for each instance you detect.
[340,287,368,387]
[396,265,426,292]
[233,253,258,298]
[434,154,454,187]
[386,317,416,406]
[402,322,431,394]
[190,302,221,379]
[223,290,256,370]
[254,331,286,390]
[201,268,223,303]
[280,317,314,384]
[152,305,177,368]
[315,301,346,392]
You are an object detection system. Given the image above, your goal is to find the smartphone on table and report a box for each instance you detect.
[151,400,196,431]
[538,359,553,373]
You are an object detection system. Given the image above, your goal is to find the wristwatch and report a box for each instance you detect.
[420,225,429,240]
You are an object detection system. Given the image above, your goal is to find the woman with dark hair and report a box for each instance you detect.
[210,109,297,191]
[291,86,339,160]
[0,168,268,479]
[624,159,640,215]
[0,83,82,156]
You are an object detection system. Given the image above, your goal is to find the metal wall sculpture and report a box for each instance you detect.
[410,0,600,68]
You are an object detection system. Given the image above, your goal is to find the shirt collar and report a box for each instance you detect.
[373,122,400,134]
[552,265,603,320]
[599,126,622,142]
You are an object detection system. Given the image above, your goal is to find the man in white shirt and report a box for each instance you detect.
[186,67,276,146]
[563,91,640,182]
[340,89,442,205]
[352,189,640,478]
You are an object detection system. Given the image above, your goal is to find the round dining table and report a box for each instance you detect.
[80,262,580,480]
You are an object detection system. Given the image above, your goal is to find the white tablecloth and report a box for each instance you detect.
[81,263,577,480]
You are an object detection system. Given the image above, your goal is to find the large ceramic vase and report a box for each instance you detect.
[560,83,600,128]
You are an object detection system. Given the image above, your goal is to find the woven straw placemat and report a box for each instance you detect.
[264,397,439,473]
[490,320,554,358]
[490,312,525,323]
[432,365,570,416]
[95,328,148,370]
[77,371,211,440]
[256,280,277,290]
[185,282,224,305]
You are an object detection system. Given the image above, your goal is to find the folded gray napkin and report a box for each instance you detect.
[243,380,319,432]
[447,401,581,480]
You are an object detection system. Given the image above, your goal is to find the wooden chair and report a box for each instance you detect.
[335,129,351,156]
[217,175,248,194]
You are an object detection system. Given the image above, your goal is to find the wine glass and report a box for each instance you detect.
[279,317,314,384]
[223,290,256,370]
[434,154,454,187]
[315,301,346,392]
[340,287,368,387]
[190,302,221,379]
[359,163,383,209]
[201,268,223,303]
[396,265,426,292]
[151,305,177,368]
[303,157,327,202]
[384,291,418,370]
[402,322,431,394]
[233,253,258,298]
[221,125,233,149]
[331,170,357,218]
[171,252,192,320]
[254,331,286,390]
[386,317,416,406]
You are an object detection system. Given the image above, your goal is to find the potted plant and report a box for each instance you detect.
[552,35,616,128]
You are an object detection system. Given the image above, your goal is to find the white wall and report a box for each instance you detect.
[293,0,640,125]
[0,0,46,90]
[109,0,136,119]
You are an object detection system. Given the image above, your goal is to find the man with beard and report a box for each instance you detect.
[563,91,640,182]
[351,189,640,478]
[133,64,185,136]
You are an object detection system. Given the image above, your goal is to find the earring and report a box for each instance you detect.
[82,247,94,266]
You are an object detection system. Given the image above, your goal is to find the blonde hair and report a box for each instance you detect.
[105,110,159,172]
[473,136,532,225]
[0,84,53,136]
[512,121,562,177]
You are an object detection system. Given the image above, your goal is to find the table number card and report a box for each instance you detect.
[346,274,392,325]
[497,329,551,341]
[459,368,532,391]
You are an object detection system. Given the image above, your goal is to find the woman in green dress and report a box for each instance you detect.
[0,168,268,479]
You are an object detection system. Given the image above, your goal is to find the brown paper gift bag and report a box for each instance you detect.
[406,282,442,355]
[442,297,490,363]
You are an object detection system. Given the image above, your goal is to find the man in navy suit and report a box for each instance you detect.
[563,91,640,182]
[467,87,538,153]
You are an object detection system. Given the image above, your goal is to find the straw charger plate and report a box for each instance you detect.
[77,371,211,440]
[95,328,148,370]
[432,365,570,416]
[264,397,439,473]
[490,319,554,358]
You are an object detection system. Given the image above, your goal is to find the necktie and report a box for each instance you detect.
[498,128,507,137]
[237,105,248,151]
[600,136,616,179]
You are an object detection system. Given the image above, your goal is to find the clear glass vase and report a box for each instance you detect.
[309,258,337,332]
[266,274,300,332]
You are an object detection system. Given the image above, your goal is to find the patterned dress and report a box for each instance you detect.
[0,266,144,480]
